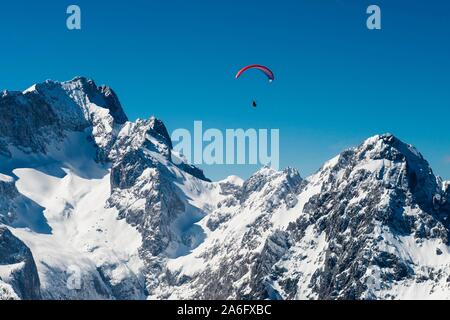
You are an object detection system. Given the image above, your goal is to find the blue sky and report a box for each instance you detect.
[0,0,449,180]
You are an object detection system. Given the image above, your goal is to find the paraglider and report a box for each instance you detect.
[235,65,275,82]
[235,65,274,108]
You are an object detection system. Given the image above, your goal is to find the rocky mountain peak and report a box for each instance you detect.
[349,133,426,166]
[320,134,442,212]
[148,117,173,150]
[0,77,131,158]
[278,134,450,299]
[34,76,128,126]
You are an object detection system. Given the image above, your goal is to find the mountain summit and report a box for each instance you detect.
[0,78,449,300]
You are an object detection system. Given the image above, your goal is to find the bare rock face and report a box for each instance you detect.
[0,177,19,226]
[0,90,59,156]
[0,226,41,300]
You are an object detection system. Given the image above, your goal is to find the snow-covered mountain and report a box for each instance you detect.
[0,77,449,300]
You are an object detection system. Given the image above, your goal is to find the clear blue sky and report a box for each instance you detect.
[1,0,449,181]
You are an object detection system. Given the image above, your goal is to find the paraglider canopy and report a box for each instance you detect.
[235,65,274,82]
